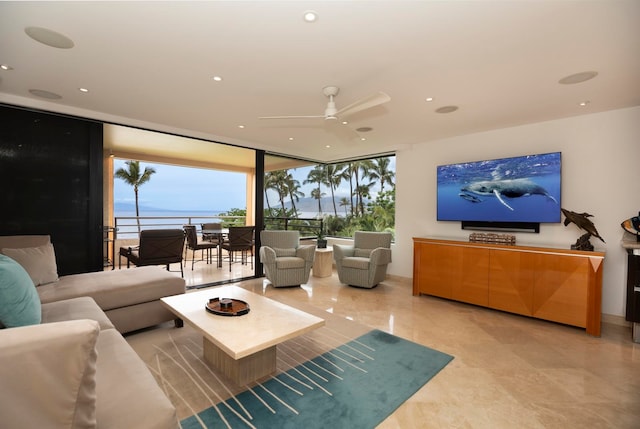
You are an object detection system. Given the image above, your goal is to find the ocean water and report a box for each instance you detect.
[112,209,224,238]
[112,209,340,238]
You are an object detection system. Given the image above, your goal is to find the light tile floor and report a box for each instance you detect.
[129,259,640,428]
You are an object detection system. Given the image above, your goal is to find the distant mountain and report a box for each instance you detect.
[113,202,224,214]
[268,196,365,215]
[114,202,158,212]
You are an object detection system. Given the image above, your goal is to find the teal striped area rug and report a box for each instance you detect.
[180,329,453,429]
[130,300,453,429]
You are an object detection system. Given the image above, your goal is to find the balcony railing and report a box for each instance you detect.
[113,215,246,239]
[113,216,323,240]
[263,217,323,240]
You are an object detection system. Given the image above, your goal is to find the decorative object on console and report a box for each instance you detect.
[468,232,516,245]
[561,208,606,251]
[621,212,640,242]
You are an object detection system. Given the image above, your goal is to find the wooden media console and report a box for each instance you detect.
[413,237,605,336]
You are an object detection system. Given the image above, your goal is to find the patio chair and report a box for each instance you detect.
[334,231,392,288]
[259,230,315,288]
[119,229,185,277]
[184,225,219,270]
[220,226,255,272]
[201,222,223,243]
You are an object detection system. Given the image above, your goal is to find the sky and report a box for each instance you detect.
[113,156,396,213]
[113,159,247,213]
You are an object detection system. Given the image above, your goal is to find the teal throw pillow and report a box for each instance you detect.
[0,254,42,327]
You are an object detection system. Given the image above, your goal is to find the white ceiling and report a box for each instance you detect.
[1,1,639,163]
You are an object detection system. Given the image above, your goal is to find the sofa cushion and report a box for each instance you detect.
[274,247,297,257]
[275,256,306,269]
[96,329,177,428]
[0,319,99,429]
[37,266,186,310]
[341,256,370,270]
[0,254,42,327]
[353,248,373,258]
[2,243,59,286]
[42,297,115,331]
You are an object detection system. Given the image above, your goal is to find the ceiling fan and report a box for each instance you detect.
[259,86,391,122]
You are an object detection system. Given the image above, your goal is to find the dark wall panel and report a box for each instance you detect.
[0,105,103,275]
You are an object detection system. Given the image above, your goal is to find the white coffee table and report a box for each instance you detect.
[161,286,325,384]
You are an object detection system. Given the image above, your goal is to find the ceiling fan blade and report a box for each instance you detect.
[326,121,360,142]
[336,91,391,118]
[259,115,324,120]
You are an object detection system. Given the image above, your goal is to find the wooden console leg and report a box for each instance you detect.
[174,318,184,328]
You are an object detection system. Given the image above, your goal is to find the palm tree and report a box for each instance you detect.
[269,170,289,214]
[284,172,304,218]
[350,160,373,216]
[304,165,326,216]
[355,182,374,216]
[323,164,342,217]
[339,197,351,217]
[264,171,277,214]
[114,160,156,234]
[337,163,355,216]
[369,157,395,192]
[310,187,326,216]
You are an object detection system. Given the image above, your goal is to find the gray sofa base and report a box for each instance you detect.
[106,299,180,333]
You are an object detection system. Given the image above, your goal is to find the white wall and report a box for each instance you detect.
[391,106,640,317]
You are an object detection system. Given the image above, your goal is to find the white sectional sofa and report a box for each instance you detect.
[0,235,186,333]
[0,234,186,428]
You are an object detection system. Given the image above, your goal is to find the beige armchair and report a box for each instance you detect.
[259,230,315,288]
[334,231,392,288]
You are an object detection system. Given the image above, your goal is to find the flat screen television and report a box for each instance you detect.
[437,152,561,226]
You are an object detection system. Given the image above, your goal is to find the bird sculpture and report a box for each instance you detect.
[561,208,605,251]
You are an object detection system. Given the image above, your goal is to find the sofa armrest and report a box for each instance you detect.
[296,244,316,262]
[333,244,355,261]
[369,247,392,266]
[0,319,100,429]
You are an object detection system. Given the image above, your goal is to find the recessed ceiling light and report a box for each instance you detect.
[341,121,348,125]
[25,26,74,49]
[288,137,294,141]
[325,145,331,148]
[579,101,590,107]
[559,71,598,85]
[436,105,458,114]
[238,125,245,129]
[78,87,89,93]
[1,64,13,71]
[303,10,318,22]
[212,76,223,82]
[360,137,366,141]
[426,97,434,102]
[29,89,62,99]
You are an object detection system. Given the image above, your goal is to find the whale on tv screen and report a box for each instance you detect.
[437,152,562,223]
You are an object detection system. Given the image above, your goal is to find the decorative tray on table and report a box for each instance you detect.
[205,297,250,317]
